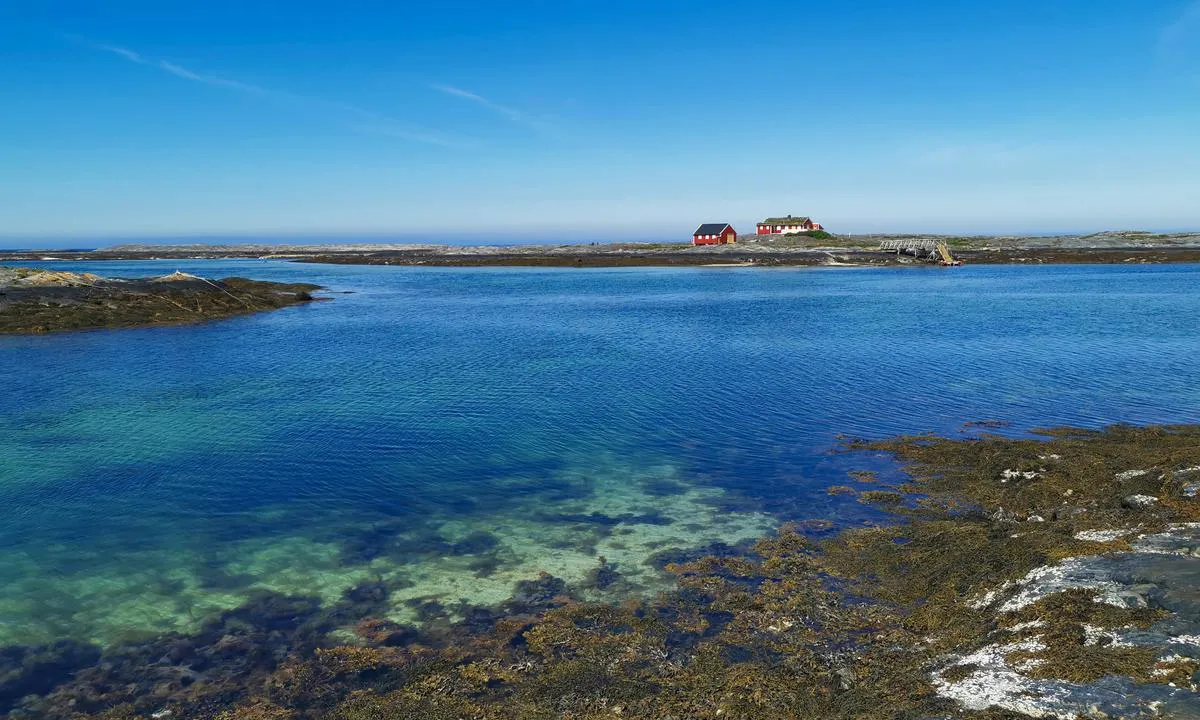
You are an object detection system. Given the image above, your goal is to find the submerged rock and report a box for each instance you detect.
[1125,494,1160,508]
[935,646,1190,720]
[508,572,569,612]
[582,555,622,590]
[0,640,101,715]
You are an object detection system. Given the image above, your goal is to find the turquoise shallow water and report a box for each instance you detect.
[2,260,1200,645]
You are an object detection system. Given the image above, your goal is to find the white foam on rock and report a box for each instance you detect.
[1129,526,1200,557]
[996,559,1128,613]
[1125,495,1158,508]
[1083,624,1135,648]
[969,580,1015,610]
[934,638,1086,719]
[1073,529,1131,543]
[941,522,1200,717]
[1167,634,1200,648]
[1152,654,1193,678]
[1001,469,1041,483]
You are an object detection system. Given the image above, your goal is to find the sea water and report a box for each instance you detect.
[3,260,1200,646]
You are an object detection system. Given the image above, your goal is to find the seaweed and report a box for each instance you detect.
[0,641,102,715]
[537,510,673,527]
[642,478,688,497]
[449,531,499,556]
[580,555,622,590]
[13,423,1200,719]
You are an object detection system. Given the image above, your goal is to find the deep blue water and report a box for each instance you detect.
[3,260,1200,645]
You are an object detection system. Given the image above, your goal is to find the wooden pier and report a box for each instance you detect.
[879,239,961,265]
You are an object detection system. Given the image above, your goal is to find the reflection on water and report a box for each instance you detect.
[2,260,1200,645]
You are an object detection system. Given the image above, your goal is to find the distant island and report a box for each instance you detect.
[0,267,322,334]
[4,230,1200,268]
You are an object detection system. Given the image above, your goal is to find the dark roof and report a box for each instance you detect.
[693,223,734,235]
[760,216,812,225]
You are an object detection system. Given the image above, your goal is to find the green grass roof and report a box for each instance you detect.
[760,216,813,225]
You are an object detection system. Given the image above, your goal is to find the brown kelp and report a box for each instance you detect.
[8,424,1200,719]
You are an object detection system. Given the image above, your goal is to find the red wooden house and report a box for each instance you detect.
[693,223,738,246]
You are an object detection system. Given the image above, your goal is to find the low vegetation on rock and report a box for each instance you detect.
[0,267,322,334]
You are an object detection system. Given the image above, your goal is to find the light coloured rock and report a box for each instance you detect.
[1124,495,1159,508]
[152,271,204,283]
[997,559,1130,612]
[1083,624,1136,648]
[1074,529,1132,543]
[0,266,105,287]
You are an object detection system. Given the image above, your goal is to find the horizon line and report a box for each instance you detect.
[3,225,1199,249]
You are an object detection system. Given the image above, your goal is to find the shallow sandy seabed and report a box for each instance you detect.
[0,460,775,646]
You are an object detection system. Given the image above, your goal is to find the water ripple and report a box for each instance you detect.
[2,261,1200,643]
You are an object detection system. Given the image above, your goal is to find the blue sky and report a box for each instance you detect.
[2,0,1200,245]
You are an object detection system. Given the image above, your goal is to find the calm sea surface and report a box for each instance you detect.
[3,260,1200,645]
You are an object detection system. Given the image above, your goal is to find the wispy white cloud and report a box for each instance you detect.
[345,119,461,147]
[81,38,456,146]
[433,84,547,130]
[94,43,287,96]
[96,44,141,63]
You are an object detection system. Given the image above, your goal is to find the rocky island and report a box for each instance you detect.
[5,230,1200,268]
[0,266,322,335]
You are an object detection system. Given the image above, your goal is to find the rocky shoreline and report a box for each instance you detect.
[3,424,1199,719]
[4,230,1200,268]
[0,267,323,335]
[293,246,1200,268]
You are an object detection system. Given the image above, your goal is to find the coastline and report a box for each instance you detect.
[5,231,1200,268]
[291,246,1200,268]
[0,267,323,335]
[5,423,1200,719]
